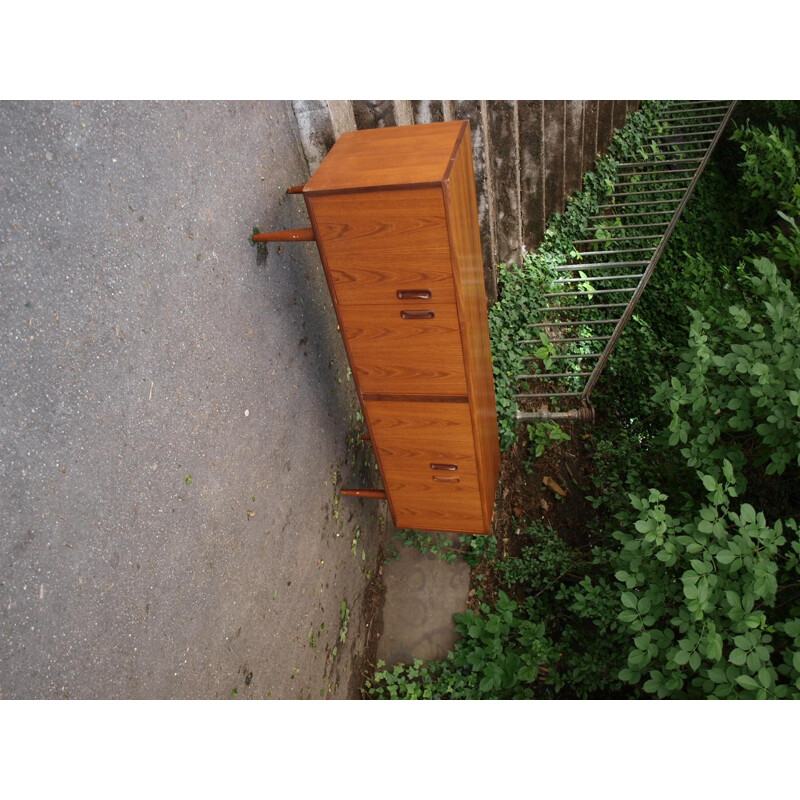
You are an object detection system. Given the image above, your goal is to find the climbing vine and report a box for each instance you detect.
[488,101,672,448]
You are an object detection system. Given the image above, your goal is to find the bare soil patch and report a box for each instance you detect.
[466,421,597,609]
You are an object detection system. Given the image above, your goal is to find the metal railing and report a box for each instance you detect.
[514,101,738,423]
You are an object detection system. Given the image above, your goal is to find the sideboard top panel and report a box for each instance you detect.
[304,120,467,195]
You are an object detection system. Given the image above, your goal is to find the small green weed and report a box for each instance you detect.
[366,592,552,699]
[389,529,461,563]
[525,422,570,472]
[389,529,499,566]
[339,600,350,644]
[460,533,498,567]
[497,520,576,591]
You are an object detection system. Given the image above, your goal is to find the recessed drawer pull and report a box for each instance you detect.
[430,463,458,471]
[396,289,432,300]
[400,309,435,320]
[432,475,460,483]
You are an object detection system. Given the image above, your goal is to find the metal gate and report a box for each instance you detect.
[514,101,738,423]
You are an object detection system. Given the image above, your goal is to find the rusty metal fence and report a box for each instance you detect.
[514,101,738,423]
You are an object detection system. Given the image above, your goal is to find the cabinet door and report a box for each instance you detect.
[365,399,486,534]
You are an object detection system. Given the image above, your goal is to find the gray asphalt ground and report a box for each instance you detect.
[0,100,388,699]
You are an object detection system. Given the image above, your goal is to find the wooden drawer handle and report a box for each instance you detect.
[400,309,435,320]
[430,463,458,471]
[432,475,460,483]
[396,289,432,300]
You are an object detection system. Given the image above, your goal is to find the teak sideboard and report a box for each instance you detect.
[254,120,500,534]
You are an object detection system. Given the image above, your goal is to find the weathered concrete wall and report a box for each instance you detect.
[291,100,639,304]
[486,101,520,299]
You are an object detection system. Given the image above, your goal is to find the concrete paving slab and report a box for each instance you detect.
[377,541,470,668]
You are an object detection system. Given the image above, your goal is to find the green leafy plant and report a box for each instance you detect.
[364,659,438,700]
[488,101,676,450]
[389,529,498,567]
[612,477,800,698]
[388,529,461,563]
[489,255,557,449]
[525,421,570,470]
[657,258,800,482]
[371,102,800,701]
[497,521,575,590]
[366,592,552,699]
[459,533,498,568]
[339,600,350,644]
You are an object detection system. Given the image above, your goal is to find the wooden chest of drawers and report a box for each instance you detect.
[258,120,500,534]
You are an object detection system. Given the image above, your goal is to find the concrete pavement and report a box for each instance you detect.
[0,100,389,699]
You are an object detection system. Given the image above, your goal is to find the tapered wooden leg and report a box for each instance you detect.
[286,185,305,194]
[251,227,315,243]
[340,489,387,500]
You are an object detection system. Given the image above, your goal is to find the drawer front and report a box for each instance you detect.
[387,471,485,533]
[337,303,467,396]
[309,189,456,306]
[365,400,485,533]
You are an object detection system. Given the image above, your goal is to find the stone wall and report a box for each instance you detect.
[291,100,639,303]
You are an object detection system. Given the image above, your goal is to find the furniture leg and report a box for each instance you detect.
[251,227,315,243]
[340,489,387,500]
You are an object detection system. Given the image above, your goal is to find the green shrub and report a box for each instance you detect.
[656,257,800,485]
[371,102,800,701]
[497,521,575,590]
[612,480,800,698]
[543,105,800,699]
[524,422,570,472]
[366,592,552,699]
[733,121,799,208]
[488,101,673,450]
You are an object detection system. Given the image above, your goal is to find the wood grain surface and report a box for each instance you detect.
[304,120,499,534]
[336,303,467,395]
[444,129,501,531]
[365,399,484,533]
[304,120,465,193]
[308,188,456,306]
